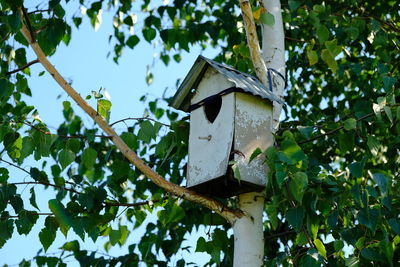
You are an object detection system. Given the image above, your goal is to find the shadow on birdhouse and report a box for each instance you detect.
[170,56,283,198]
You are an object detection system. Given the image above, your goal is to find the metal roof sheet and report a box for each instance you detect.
[169,55,283,112]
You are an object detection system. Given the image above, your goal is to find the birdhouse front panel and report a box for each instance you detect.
[187,67,236,188]
[233,92,273,187]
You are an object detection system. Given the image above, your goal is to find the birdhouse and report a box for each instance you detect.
[170,56,283,198]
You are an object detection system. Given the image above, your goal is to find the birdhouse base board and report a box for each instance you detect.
[187,176,264,198]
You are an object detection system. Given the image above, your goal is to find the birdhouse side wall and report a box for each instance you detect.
[233,93,273,187]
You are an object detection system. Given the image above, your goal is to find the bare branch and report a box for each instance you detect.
[110,117,170,127]
[0,158,30,175]
[5,59,39,75]
[11,181,80,194]
[6,212,53,218]
[298,112,377,145]
[19,11,243,223]
[19,120,113,139]
[28,9,51,14]
[104,196,168,208]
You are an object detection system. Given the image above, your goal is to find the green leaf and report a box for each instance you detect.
[367,135,380,156]
[19,136,35,162]
[357,208,379,231]
[297,126,314,138]
[142,27,156,42]
[15,210,38,235]
[109,228,121,246]
[349,161,364,178]
[307,50,318,66]
[126,35,140,49]
[328,210,339,228]
[61,240,80,251]
[158,203,185,225]
[388,218,400,235]
[120,132,138,150]
[29,188,39,210]
[10,195,23,213]
[4,133,22,160]
[39,228,56,252]
[0,168,9,184]
[97,99,112,122]
[289,172,308,203]
[371,173,388,195]
[195,237,207,252]
[361,248,385,262]
[316,25,329,43]
[66,138,81,153]
[344,118,357,130]
[325,39,341,57]
[137,121,156,143]
[314,239,327,260]
[295,232,308,246]
[81,147,97,169]
[249,147,263,163]
[334,240,344,252]
[321,49,337,73]
[58,149,76,170]
[231,163,241,183]
[286,207,305,231]
[119,225,129,246]
[48,199,73,236]
[383,106,393,123]
[260,13,275,26]
[281,139,307,164]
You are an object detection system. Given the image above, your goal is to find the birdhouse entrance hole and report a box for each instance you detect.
[203,95,222,123]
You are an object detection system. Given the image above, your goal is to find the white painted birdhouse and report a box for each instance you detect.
[170,56,283,198]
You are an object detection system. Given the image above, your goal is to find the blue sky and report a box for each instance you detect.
[1,1,219,265]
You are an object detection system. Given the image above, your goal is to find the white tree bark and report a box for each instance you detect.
[234,0,285,266]
[233,192,265,266]
[261,0,286,132]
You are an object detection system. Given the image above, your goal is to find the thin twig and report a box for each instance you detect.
[6,212,53,218]
[0,158,30,175]
[5,59,39,75]
[19,120,113,139]
[298,112,374,144]
[265,230,296,240]
[11,181,80,194]
[28,9,51,14]
[110,117,170,127]
[104,196,169,208]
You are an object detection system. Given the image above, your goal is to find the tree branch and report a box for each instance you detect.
[11,181,80,194]
[110,117,170,127]
[19,120,113,139]
[5,59,39,75]
[239,0,270,86]
[0,158,30,175]
[19,10,243,223]
[6,212,53,218]
[298,112,376,145]
[104,196,168,208]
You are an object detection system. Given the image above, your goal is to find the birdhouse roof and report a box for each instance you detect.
[169,55,283,112]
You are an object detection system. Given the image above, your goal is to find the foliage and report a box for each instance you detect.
[0,0,399,266]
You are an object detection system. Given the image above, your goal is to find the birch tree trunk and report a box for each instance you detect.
[233,193,265,266]
[233,0,285,266]
[261,0,286,132]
